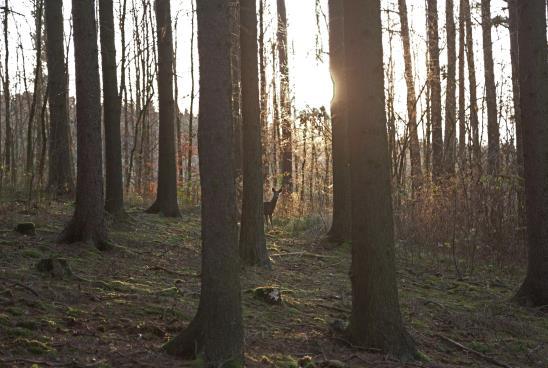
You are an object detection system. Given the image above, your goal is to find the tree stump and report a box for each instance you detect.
[15,223,36,236]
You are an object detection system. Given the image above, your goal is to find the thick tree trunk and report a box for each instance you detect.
[464,0,480,168]
[514,0,548,307]
[327,0,351,243]
[508,0,523,177]
[344,0,417,360]
[277,0,293,191]
[146,0,181,217]
[59,0,109,251]
[427,0,443,181]
[481,0,499,175]
[239,0,270,268]
[45,0,74,195]
[444,0,457,175]
[99,0,125,217]
[164,0,244,364]
[398,0,423,190]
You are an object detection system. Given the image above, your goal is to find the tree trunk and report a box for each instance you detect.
[231,2,243,179]
[146,0,181,217]
[99,0,125,217]
[481,0,499,175]
[3,0,11,186]
[164,0,244,364]
[344,0,417,359]
[458,0,466,165]
[186,0,196,202]
[427,0,443,181]
[508,0,523,178]
[513,0,548,307]
[327,0,351,243]
[444,0,457,176]
[277,0,293,191]
[464,0,480,168]
[59,0,109,251]
[45,0,74,195]
[398,0,423,191]
[239,0,270,268]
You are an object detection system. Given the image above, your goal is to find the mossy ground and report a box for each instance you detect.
[0,199,546,367]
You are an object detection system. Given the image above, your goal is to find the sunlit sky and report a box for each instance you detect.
[4,0,514,141]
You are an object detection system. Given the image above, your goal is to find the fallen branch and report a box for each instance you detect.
[270,251,337,259]
[437,334,513,368]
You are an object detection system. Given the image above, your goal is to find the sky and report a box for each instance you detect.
[2,0,515,143]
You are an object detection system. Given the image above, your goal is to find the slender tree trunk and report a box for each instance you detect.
[398,0,423,190]
[59,0,109,251]
[481,0,499,175]
[464,0,480,168]
[231,2,243,179]
[258,0,268,181]
[186,0,196,202]
[239,0,270,267]
[99,0,125,217]
[164,0,244,363]
[3,0,11,187]
[344,0,417,359]
[514,0,548,307]
[458,0,466,165]
[327,0,350,243]
[146,0,181,217]
[444,0,457,175]
[277,0,293,191]
[508,0,523,178]
[427,0,443,181]
[45,0,74,195]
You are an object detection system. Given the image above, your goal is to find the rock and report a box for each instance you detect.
[36,258,73,279]
[253,286,283,305]
[15,222,36,236]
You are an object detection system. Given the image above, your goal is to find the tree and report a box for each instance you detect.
[508,0,523,177]
[164,0,244,364]
[458,0,466,163]
[277,0,293,191]
[58,0,109,251]
[427,0,443,181]
[239,0,270,267]
[146,0,181,217]
[398,0,423,190]
[45,0,74,195]
[464,0,480,167]
[99,0,125,217]
[327,0,350,243]
[2,0,11,186]
[514,0,548,307]
[481,0,499,175]
[444,0,457,175]
[343,0,417,360]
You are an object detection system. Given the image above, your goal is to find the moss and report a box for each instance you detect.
[0,312,12,327]
[22,249,43,258]
[6,327,34,338]
[6,306,25,316]
[15,338,55,355]
[16,320,39,330]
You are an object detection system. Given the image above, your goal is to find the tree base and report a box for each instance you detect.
[347,325,418,362]
[164,315,204,358]
[58,218,113,251]
[145,200,181,218]
[513,277,548,308]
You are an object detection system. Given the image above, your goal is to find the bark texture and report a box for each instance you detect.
[344,0,417,360]
[99,0,125,217]
[59,0,109,250]
[146,0,181,217]
[444,0,457,175]
[239,0,270,268]
[45,0,74,194]
[514,0,548,307]
[164,0,244,364]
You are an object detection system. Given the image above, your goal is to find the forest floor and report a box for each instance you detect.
[0,198,547,368]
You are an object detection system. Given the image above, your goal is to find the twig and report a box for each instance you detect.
[329,336,383,353]
[0,278,40,297]
[270,251,337,259]
[437,334,513,368]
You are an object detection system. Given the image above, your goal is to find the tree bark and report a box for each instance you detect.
[427,0,443,181]
[45,0,74,195]
[344,0,417,360]
[398,0,423,190]
[146,0,181,217]
[464,0,481,168]
[164,0,244,364]
[239,0,270,268]
[458,0,466,165]
[481,0,499,175]
[277,0,293,191]
[99,0,125,217]
[508,0,523,178]
[3,0,11,186]
[514,0,548,307]
[327,0,351,243]
[58,0,109,251]
[444,0,457,175]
